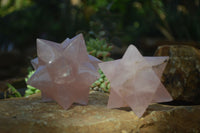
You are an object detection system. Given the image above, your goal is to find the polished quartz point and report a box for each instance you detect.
[99,45,172,118]
[27,34,101,109]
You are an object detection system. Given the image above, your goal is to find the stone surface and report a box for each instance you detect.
[27,34,100,110]
[0,91,200,133]
[99,45,172,117]
[154,45,200,104]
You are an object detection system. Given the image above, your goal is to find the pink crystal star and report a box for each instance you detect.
[27,34,101,109]
[99,45,172,117]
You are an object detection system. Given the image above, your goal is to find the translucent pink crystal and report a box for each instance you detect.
[27,34,101,109]
[99,45,172,118]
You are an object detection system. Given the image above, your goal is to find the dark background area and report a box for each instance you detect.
[0,0,200,80]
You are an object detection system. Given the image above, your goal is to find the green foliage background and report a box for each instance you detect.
[2,0,200,97]
[1,0,200,51]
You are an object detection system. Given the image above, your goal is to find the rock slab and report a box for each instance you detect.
[155,45,200,104]
[0,91,200,133]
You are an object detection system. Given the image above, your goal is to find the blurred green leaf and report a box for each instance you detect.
[6,83,22,98]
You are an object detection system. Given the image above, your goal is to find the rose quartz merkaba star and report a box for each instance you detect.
[99,45,172,117]
[27,34,101,109]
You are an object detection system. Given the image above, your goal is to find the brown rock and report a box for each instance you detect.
[155,45,200,104]
[0,91,200,133]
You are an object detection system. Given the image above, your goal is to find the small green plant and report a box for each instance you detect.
[86,38,113,61]
[86,38,112,92]
[6,83,22,98]
[90,69,111,93]
[24,69,40,97]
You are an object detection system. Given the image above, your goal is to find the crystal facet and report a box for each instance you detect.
[27,34,101,109]
[99,45,172,117]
